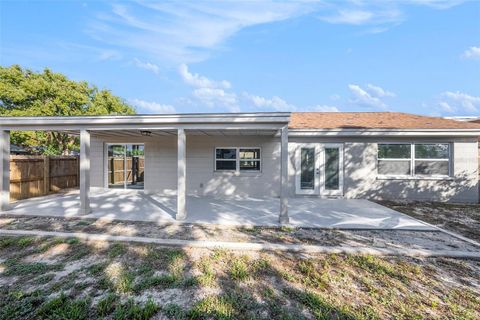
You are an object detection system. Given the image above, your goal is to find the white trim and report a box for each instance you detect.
[0,113,290,131]
[105,143,145,190]
[295,143,320,195]
[295,143,345,197]
[377,142,452,178]
[376,175,454,181]
[214,147,262,173]
[321,143,344,197]
[288,129,480,137]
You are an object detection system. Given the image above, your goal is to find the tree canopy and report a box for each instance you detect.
[0,65,135,154]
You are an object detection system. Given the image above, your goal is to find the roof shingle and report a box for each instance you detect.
[289,112,480,130]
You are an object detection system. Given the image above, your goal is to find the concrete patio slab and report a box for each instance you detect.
[3,189,434,230]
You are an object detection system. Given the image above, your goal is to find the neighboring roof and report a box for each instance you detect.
[290,112,480,130]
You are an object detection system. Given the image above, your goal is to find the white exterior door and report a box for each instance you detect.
[295,143,344,197]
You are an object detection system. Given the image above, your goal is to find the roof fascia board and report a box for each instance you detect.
[0,123,285,131]
[0,113,290,126]
[288,129,480,137]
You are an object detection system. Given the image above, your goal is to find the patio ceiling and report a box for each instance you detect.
[64,128,279,138]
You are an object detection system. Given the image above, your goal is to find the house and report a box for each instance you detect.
[0,112,479,223]
[10,144,30,155]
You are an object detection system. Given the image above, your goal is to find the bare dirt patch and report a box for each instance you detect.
[1,214,479,253]
[379,201,480,242]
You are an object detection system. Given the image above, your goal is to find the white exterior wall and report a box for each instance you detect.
[91,134,478,203]
[288,137,479,203]
[90,134,281,198]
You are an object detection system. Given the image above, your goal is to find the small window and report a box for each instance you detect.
[239,148,261,171]
[215,148,261,172]
[377,144,411,175]
[414,144,450,176]
[215,148,236,171]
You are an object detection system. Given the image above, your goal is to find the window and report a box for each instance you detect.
[215,148,236,171]
[239,148,261,171]
[414,144,450,176]
[215,148,261,172]
[378,144,411,175]
[377,143,450,177]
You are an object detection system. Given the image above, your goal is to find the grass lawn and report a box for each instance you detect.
[379,201,480,242]
[1,235,479,320]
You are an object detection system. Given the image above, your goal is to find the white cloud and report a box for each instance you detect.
[133,58,160,74]
[243,93,296,111]
[365,84,395,97]
[192,88,238,110]
[348,83,395,109]
[320,10,375,25]
[408,0,465,9]
[461,46,480,60]
[89,2,313,64]
[129,99,176,114]
[179,64,230,89]
[438,101,455,113]
[308,105,340,112]
[440,91,480,113]
[85,1,467,64]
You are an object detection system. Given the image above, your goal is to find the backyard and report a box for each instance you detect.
[0,235,479,320]
[1,201,479,319]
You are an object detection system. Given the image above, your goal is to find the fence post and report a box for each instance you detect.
[43,155,50,196]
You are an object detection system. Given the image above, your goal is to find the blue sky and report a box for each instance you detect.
[1,0,479,115]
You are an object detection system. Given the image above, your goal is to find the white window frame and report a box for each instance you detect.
[377,142,452,179]
[104,143,145,189]
[413,143,451,177]
[295,143,320,195]
[214,147,262,173]
[321,143,344,196]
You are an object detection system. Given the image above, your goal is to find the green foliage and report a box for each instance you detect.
[0,65,135,154]
[189,295,236,320]
[0,236,35,249]
[112,298,159,320]
[229,256,250,281]
[36,293,90,320]
[96,293,119,317]
[108,243,128,258]
[3,260,63,277]
[0,290,46,320]
[133,274,179,293]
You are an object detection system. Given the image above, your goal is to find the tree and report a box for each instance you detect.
[0,65,135,154]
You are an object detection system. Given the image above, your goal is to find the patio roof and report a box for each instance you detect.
[0,112,291,131]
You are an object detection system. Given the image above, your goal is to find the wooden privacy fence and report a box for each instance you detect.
[108,156,145,186]
[10,155,79,201]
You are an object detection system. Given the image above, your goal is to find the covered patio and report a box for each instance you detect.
[0,113,291,223]
[4,189,433,230]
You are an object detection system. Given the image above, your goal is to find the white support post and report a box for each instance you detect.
[0,130,10,211]
[176,128,186,220]
[279,125,289,224]
[79,129,91,215]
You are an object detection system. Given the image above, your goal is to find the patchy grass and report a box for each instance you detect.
[380,201,480,242]
[0,235,479,319]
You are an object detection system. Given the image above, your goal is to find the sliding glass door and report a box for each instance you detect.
[107,144,144,189]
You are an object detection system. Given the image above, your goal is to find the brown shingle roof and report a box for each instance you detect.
[289,112,480,130]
